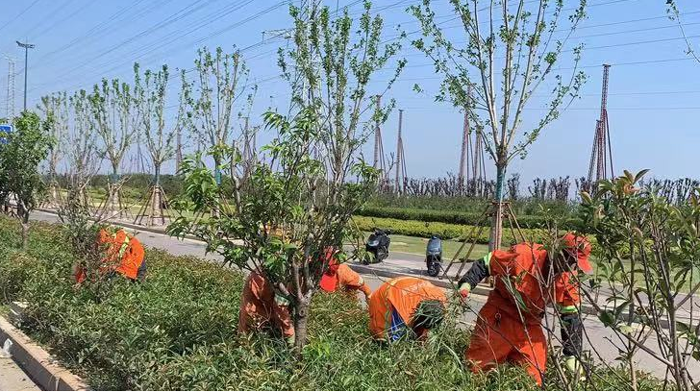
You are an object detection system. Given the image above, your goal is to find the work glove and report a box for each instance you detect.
[564,355,586,382]
[458,282,471,304]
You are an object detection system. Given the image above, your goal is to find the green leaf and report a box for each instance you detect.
[599,310,617,327]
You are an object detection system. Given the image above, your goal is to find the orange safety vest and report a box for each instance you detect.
[368,276,447,339]
[238,269,295,338]
[76,229,145,283]
[488,243,581,323]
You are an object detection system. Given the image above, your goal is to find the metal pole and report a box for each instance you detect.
[23,45,27,111]
[16,41,35,112]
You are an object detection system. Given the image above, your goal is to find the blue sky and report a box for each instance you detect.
[1,0,699,185]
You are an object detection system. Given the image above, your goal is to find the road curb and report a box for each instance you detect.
[0,315,88,391]
[36,207,202,241]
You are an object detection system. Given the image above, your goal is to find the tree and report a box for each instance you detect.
[39,92,68,206]
[169,0,403,350]
[580,170,699,390]
[89,73,140,218]
[410,0,587,249]
[0,111,54,248]
[67,90,102,208]
[182,46,252,210]
[666,1,700,64]
[133,64,178,226]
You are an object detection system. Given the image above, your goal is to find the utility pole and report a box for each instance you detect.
[16,41,35,112]
[4,56,15,119]
[587,64,614,184]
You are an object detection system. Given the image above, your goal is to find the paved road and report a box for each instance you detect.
[28,210,700,383]
[0,357,39,391]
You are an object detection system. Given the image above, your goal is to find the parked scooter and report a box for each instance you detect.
[363,228,391,265]
[425,235,443,277]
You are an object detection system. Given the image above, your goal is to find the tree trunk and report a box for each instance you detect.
[107,168,120,218]
[153,164,163,226]
[628,240,638,390]
[50,182,58,205]
[489,162,506,251]
[212,156,221,218]
[19,205,29,250]
[294,297,311,352]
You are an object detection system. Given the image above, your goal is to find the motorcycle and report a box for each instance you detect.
[425,235,443,277]
[363,228,391,265]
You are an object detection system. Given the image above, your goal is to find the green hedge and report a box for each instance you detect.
[356,206,582,230]
[0,217,539,390]
[352,215,552,245]
[0,217,661,390]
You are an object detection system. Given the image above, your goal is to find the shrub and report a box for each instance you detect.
[0,217,663,390]
[0,251,37,302]
[356,206,582,230]
[352,215,551,245]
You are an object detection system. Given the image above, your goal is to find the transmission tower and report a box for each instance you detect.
[4,56,15,119]
[473,127,487,196]
[458,103,487,196]
[458,109,470,190]
[587,64,615,183]
[394,109,408,194]
[175,126,183,173]
[241,116,257,180]
[373,95,387,177]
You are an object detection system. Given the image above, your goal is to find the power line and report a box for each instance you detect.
[563,34,700,53]
[31,1,287,96]
[20,0,80,40]
[0,0,43,35]
[399,106,700,112]
[26,0,97,41]
[31,0,151,65]
[60,1,280,90]
[44,0,216,78]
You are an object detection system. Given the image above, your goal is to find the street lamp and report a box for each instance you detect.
[16,41,35,112]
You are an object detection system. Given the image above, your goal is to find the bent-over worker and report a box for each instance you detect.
[459,233,591,386]
[238,269,295,346]
[74,227,146,283]
[319,248,371,298]
[368,276,447,342]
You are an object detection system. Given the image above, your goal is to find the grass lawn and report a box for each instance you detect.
[388,233,491,260]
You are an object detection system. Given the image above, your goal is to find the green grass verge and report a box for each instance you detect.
[357,206,581,230]
[352,215,551,245]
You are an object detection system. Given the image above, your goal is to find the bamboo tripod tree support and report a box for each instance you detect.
[42,180,64,208]
[440,201,526,284]
[95,180,131,220]
[134,184,170,226]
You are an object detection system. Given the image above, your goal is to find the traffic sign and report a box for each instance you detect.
[0,124,12,144]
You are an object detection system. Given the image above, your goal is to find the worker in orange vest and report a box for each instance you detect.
[74,227,146,284]
[319,247,371,298]
[238,269,295,346]
[368,276,447,342]
[458,233,591,386]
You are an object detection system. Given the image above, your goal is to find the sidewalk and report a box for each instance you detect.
[0,357,38,391]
